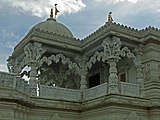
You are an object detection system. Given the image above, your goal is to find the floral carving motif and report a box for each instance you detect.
[102,36,121,57]
[86,36,135,70]
[24,42,46,64]
[40,53,80,72]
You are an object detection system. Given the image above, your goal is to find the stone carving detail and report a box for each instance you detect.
[107,58,119,94]
[102,36,121,57]
[103,37,135,94]
[134,46,144,96]
[79,56,88,90]
[39,53,80,89]
[39,68,78,89]
[86,51,104,69]
[40,53,80,72]
[86,36,136,94]
[16,42,46,74]
[86,36,135,70]
[24,42,45,63]
[102,36,135,59]
[144,64,151,81]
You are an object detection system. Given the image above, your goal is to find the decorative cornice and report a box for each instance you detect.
[12,21,160,60]
[32,28,81,42]
[82,22,141,42]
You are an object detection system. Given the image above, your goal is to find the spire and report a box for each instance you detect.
[50,8,53,18]
[108,12,113,23]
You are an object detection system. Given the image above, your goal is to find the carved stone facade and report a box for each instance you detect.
[1,15,160,120]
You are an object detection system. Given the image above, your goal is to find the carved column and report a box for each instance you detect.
[136,64,144,96]
[80,73,87,90]
[29,63,37,85]
[23,42,45,96]
[107,57,119,94]
[135,47,144,97]
[102,36,135,94]
[80,59,87,90]
[29,63,37,96]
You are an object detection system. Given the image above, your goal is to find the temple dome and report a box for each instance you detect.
[33,18,73,37]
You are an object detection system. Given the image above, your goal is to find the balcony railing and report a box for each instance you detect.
[0,71,30,94]
[39,85,82,102]
[0,71,141,101]
[121,82,140,97]
[83,83,108,101]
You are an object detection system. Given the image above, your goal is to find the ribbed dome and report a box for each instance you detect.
[33,18,73,37]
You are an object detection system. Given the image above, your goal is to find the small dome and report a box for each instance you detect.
[33,18,73,37]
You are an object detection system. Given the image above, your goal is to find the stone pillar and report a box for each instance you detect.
[29,63,37,96]
[80,59,87,90]
[136,64,144,97]
[135,47,144,97]
[107,57,119,94]
[80,74,87,90]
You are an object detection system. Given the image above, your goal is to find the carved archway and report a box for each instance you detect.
[38,53,80,89]
[39,53,80,72]
[83,36,137,92]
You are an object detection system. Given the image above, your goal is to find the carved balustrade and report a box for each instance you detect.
[39,83,108,101]
[39,81,141,102]
[121,82,140,97]
[0,71,30,95]
[0,71,141,102]
[39,85,82,102]
[83,83,108,101]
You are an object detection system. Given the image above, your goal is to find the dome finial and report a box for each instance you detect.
[50,8,53,18]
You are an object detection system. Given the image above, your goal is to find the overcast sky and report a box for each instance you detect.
[0,0,160,72]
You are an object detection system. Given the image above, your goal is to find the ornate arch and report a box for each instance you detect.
[86,36,136,70]
[12,42,46,74]
[39,53,80,72]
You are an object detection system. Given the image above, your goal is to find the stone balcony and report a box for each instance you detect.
[0,71,141,102]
